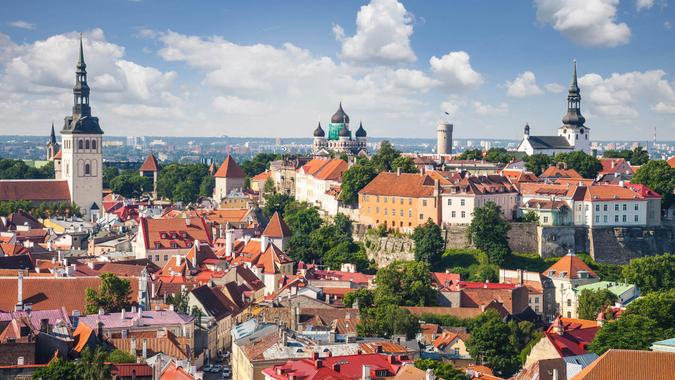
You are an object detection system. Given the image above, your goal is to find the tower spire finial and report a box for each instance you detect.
[78,32,86,69]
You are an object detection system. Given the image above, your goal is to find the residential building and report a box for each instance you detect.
[499,269,555,321]
[188,284,242,359]
[562,281,639,319]
[295,158,348,215]
[134,217,212,266]
[543,253,599,318]
[432,331,471,359]
[524,316,600,368]
[78,309,194,341]
[440,174,519,225]
[262,352,411,380]
[358,172,441,233]
[625,183,662,226]
[213,155,246,203]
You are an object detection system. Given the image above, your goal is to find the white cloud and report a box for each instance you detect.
[534,0,631,47]
[473,101,509,115]
[333,0,416,64]
[636,0,655,10]
[8,20,35,30]
[505,71,544,97]
[544,82,565,93]
[429,51,483,90]
[652,102,675,114]
[579,70,675,119]
[212,96,271,115]
[665,21,672,30]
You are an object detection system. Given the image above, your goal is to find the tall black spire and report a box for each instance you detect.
[72,33,91,118]
[49,122,57,144]
[562,60,585,127]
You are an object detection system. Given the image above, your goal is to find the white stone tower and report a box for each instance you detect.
[60,34,103,219]
[557,60,590,153]
[436,122,453,155]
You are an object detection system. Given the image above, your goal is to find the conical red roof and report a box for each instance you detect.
[262,211,291,238]
[139,153,160,172]
[214,155,245,178]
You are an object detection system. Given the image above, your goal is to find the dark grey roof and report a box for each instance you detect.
[355,122,367,137]
[526,136,573,150]
[62,115,104,135]
[331,102,350,124]
[190,285,238,320]
[338,124,350,137]
[313,122,325,137]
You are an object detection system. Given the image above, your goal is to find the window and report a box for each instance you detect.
[622,204,627,211]
[171,242,178,249]
[155,255,159,261]
[634,215,639,222]
[400,221,403,227]
[419,214,424,220]
[614,215,619,222]
[422,200,427,207]
[376,196,380,203]
[164,255,169,261]
[384,197,387,203]
[85,140,90,150]
[603,205,608,211]
[454,348,460,356]
[595,215,599,223]
[461,211,466,218]
[543,216,549,223]
[451,211,456,218]
[461,199,466,206]
[535,297,540,304]
[595,205,600,212]
[384,209,388,216]
[585,204,588,211]
[408,209,412,217]
[634,204,639,211]
[84,163,90,176]
[376,207,379,214]
[603,215,608,223]
[622,215,627,222]
[567,299,572,307]
[154,243,161,249]
[400,198,403,205]
[399,209,403,217]
[567,312,571,318]
[447,199,452,206]
[614,204,619,211]
[78,140,83,150]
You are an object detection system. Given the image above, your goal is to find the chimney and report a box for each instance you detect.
[98,308,105,316]
[376,344,383,353]
[261,235,269,252]
[142,338,148,358]
[121,308,126,320]
[332,363,341,372]
[185,218,191,226]
[314,359,322,369]
[16,271,23,311]
[362,365,371,380]
[40,318,50,333]
[169,304,175,311]
[97,321,104,340]
[552,368,559,380]
[87,261,95,270]
[425,368,435,380]
[130,337,136,355]
[225,229,234,257]
[194,240,200,252]
[396,167,401,176]
[67,264,76,277]
[175,255,182,265]
[151,282,156,298]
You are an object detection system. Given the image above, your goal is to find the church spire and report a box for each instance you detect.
[50,122,56,144]
[77,33,86,71]
[562,59,585,127]
[72,33,91,118]
[569,59,579,94]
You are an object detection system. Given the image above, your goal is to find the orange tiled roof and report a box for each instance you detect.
[214,155,245,178]
[251,171,271,181]
[583,184,646,202]
[160,361,195,380]
[139,153,160,172]
[544,253,597,279]
[668,156,675,168]
[0,180,71,202]
[0,243,29,256]
[255,243,293,275]
[262,211,291,238]
[139,217,211,250]
[433,331,460,349]
[571,349,675,380]
[541,166,583,179]
[359,172,436,198]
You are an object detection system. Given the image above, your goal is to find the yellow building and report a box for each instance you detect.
[358,171,441,234]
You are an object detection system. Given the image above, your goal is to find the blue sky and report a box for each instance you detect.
[1,0,674,140]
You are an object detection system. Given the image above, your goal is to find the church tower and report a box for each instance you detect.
[557,60,590,153]
[46,122,60,160]
[60,34,103,219]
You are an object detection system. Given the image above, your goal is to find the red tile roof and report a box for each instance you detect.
[431,272,461,289]
[262,211,291,238]
[0,243,29,256]
[139,153,160,172]
[625,183,661,199]
[545,316,600,357]
[571,349,675,380]
[544,253,597,280]
[214,155,245,178]
[160,361,194,380]
[668,156,675,168]
[541,166,583,179]
[110,363,154,377]
[599,158,634,175]
[139,217,212,250]
[359,172,436,198]
[263,353,408,380]
[583,184,647,202]
[0,180,71,202]
[251,171,271,182]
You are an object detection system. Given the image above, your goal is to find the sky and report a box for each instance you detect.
[0,0,674,140]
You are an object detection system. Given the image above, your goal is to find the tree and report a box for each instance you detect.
[371,141,402,172]
[624,289,675,337]
[412,219,444,266]
[457,149,483,161]
[102,165,120,188]
[283,201,322,235]
[589,314,660,355]
[263,177,276,196]
[110,172,152,198]
[631,160,675,209]
[165,288,190,313]
[524,154,553,176]
[468,202,511,265]
[240,153,280,177]
[485,148,515,164]
[621,253,674,294]
[0,158,54,179]
[465,310,520,377]
[199,175,215,197]
[262,193,293,220]
[78,347,112,380]
[32,357,80,380]
[521,211,539,224]
[604,147,650,165]
[106,349,137,363]
[554,151,602,178]
[339,159,378,205]
[577,289,618,320]
[415,359,468,380]
[391,156,418,173]
[344,288,375,309]
[156,163,211,202]
[85,273,132,314]
[357,304,420,339]
[374,261,436,307]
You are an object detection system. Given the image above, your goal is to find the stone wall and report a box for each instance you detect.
[363,234,414,267]
[589,226,675,264]
[442,225,472,250]
[507,223,538,253]
[537,226,577,258]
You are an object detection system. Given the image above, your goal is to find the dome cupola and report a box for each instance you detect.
[331,102,350,124]
[355,121,367,138]
[313,122,325,137]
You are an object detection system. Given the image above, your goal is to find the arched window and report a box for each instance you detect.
[78,140,83,150]
[84,163,91,176]
[91,139,97,151]
[85,140,90,150]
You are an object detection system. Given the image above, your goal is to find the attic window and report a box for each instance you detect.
[154,242,161,249]
[171,232,178,239]
[171,242,178,249]
[160,232,168,239]
[180,231,188,239]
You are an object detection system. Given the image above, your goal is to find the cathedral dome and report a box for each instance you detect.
[338,125,350,137]
[355,122,367,137]
[562,111,585,126]
[313,122,325,137]
[331,102,350,124]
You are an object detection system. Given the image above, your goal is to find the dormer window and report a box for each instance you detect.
[180,232,188,239]
[171,232,178,239]
[160,232,168,239]
[154,242,162,249]
[171,242,178,249]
